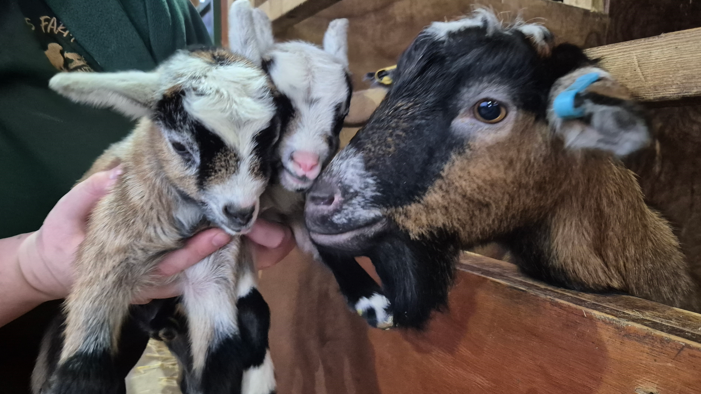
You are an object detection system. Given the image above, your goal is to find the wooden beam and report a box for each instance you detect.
[260,249,701,394]
[257,0,341,34]
[585,27,701,102]
[358,254,701,393]
[563,0,607,13]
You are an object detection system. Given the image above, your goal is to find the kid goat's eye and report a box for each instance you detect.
[474,99,507,124]
[171,142,191,158]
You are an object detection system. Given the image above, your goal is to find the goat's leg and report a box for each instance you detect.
[317,248,394,329]
[365,231,459,330]
[290,214,393,329]
[44,254,155,394]
[180,239,275,394]
[33,307,151,394]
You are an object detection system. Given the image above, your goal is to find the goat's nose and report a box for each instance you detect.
[223,205,255,228]
[291,151,321,179]
[307,179,339,208]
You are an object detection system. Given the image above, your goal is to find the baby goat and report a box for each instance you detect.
[32,44,281,393]
[144,0,353,379]
[306,10,701,329]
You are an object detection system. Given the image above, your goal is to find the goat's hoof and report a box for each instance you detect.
[44,352,122,394]
[354,293,394,329]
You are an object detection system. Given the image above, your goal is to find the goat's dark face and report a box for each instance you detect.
[306,12,648,256]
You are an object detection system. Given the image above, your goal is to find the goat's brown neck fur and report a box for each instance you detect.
[392,116,699,310]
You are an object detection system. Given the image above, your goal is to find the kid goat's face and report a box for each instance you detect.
[156,50,281,235]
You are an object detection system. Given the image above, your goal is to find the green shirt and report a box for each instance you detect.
[0,1,211,391]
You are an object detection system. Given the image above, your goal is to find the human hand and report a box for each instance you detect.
[17,167,294,304]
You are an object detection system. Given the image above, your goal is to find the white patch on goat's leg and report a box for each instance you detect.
[182,245,240,376]
[242,350,276,394]
[355,293,393,329]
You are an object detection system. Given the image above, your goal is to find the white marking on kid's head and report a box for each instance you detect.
[242,351,276,394]
[425,8,502,39]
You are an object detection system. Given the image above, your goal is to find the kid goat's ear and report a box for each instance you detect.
[49,71,159,119]
[323,18,349,67]
[251,8,275,55]
[548,64,650,158]
[228,0,264,66]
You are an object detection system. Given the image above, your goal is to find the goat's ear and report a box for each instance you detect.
[251,8,274,54]
[323,18,349,67]
[49,71,159,119]
[228,0,263,65]
[548,67,650,157]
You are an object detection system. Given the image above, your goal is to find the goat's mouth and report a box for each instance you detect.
[280,168,315,192]
[309,218,388,252]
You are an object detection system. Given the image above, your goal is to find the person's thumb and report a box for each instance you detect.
[49,166,123,225]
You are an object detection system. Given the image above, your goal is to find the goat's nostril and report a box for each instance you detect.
[292,151,320,174]
[307,180,339,207]
[309,193,335,206]
[223,205,255,227]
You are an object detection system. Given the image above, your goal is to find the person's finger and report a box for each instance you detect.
[156,229,231,277]
[132,282,182,304]
[50,166,123,225]
[245,219,288,248]
[250,225,295,270]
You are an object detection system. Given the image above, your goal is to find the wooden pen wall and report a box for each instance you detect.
[255,1,701,393]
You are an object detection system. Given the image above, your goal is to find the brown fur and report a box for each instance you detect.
[391,113,700,310]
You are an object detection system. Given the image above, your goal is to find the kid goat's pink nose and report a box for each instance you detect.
[291,151,321,179]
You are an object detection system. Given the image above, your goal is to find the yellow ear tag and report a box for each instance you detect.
[374,65,397,86]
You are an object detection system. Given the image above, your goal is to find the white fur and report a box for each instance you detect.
[425,9,552,54]
[322,19,349,66]
[236,266,258,298]
[252,8,275,54]
[324,147,383,227]
[228,0,264,65]
[183,250,240,374]
[49,71,159,119]
[267,41,350,188]
[242,351,276,394]
[425,9,502,39]
[355,293,393,329]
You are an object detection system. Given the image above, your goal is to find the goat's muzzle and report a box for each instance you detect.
[305,178,387,253]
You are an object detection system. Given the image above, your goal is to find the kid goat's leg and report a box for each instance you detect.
[46,250,157,394]
[180,238,275,394]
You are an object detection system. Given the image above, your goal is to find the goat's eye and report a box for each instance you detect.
[171,142,191,157]
[474,99,507,124]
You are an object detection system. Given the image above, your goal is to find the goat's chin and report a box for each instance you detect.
[280,169,314,192]
[309,218,388,253]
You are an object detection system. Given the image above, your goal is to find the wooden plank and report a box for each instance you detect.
[260,249,701,394]
[256,0,341,34]
[563,0,607,13]
[585,28,701,102]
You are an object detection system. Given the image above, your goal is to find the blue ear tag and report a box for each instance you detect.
[553,72,601,119]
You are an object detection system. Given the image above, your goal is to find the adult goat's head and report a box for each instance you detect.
[50,46,280,235]
[306,10,651,328]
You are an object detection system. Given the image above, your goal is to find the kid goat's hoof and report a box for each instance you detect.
[355,293,394,329]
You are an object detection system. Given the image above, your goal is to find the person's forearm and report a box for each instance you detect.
[0,233,50,327]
